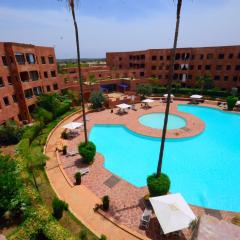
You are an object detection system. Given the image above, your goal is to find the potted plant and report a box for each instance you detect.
[75,172,81,185]
[102,195,110,211]
[62,145,67,155]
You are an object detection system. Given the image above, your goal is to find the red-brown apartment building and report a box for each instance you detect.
[106,45,240,90]
[0,42,61,125]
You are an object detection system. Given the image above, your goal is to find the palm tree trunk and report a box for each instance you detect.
[70,2,88,143]
[157,0,182,177]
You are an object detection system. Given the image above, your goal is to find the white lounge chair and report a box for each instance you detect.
[66,150,79,157]
[78,167,89,175]
[140,208,152,229]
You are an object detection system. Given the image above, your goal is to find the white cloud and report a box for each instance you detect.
[0,1,239,58]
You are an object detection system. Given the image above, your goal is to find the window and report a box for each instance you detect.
[2,56,7,66]
[166,65,169,70]
[175,53,180,60]
[140,72,144,77]
[12,94,17,103]
[26,53,35,64]
[200,54,204,60]
[188,75,192,80]
[235,65,240,71]
[238,53,240,59]
[29,71,39,81]
[41,56,46,64]
[151,66,157,70]
[198,65,202,70]
[191,55,195,60]
[165,75,169,79]
[141,55,145,60]
[46,85,51,92]
[189,65,194,70]
[158,75,162,79]
[53,83,58,90]
[205,65,211,70]
[129,55,132,60]
[233,76,238,82]
[216,65,222,71]
[42,72,48,79]
[119,65,122,69]
[20,72,29,82]
[24,89,33,99]
[207,54,213,59]
[119,57,122,61]
[228,53,234,59]
[51,71,56,77]
[218,53,224,59]
[0,77,4,87]
[214,75,220,81]
[152,56,157,61]
[7,76,13,85]
[3,96,10,106]
[48,56,54,64]
[160,56,164,60]
[167,56,170,60]
[224,76,228,81]
[226,65,231,70]
[33,86,42,96]
[15,53,25,65]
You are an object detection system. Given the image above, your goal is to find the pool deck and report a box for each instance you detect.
[45,101,238,240]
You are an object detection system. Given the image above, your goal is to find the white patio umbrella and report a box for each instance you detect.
[116,103,131,109]
[150,193,196,234]
[236,101,240,106]
[163,94,174,98]
[190,94,203,99]
[142,99,155,103]
[62,122,83,130]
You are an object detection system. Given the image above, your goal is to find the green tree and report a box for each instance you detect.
[89,91,106,110]
[88,74,97,85]
[157,0,183,178]
[60,0,88,143]
[196,75,212,93]
[0,120,23,146]
[136,85,152,99]
[0,154,26,217]
[149,77,160,86]
[32,107,53,124]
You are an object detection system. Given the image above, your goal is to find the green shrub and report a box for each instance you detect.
[61,131,68,139]
[52,197,68,220]
[136,85,152,98]
[78,141,96,164]
[32,107,53,124]
[63,145,67,155]
[0,120,23,146]
[227,96,238,110]
[100,235,107,240]
[147,173,170,197]
[89,91,106,110]
[79,229,88,240]
[75,172,82,185]
[102,195,109,211]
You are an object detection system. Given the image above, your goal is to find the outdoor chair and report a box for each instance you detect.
[140,208,152,229]
[66,150,79,157]
[78,167,90,175]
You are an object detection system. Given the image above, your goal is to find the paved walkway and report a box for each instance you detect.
[45,113,147,240]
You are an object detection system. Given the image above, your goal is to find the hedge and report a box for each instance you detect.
[8,109,78,240]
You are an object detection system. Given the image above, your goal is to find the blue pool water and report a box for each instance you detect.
[139,113,186,129]
[90,105,240,212]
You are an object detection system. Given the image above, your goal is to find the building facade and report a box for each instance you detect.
[106,46,240,90]
[0,42,61,124]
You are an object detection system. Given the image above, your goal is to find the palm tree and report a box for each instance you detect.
[61,0,88,143]
[157,0,183,177]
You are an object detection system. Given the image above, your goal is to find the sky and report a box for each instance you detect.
[0,0,240,59]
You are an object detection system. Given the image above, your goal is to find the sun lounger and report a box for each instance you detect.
[78,167,90,175]
[140,208,152,229]
[66,150,79,157]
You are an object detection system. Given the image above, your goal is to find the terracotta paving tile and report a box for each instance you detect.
[56,101,238,239]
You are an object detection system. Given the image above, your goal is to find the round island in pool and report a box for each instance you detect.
[139,113,186,130]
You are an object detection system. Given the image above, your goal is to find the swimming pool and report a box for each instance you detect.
[139,113,186,129]
[90,105,240,212]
